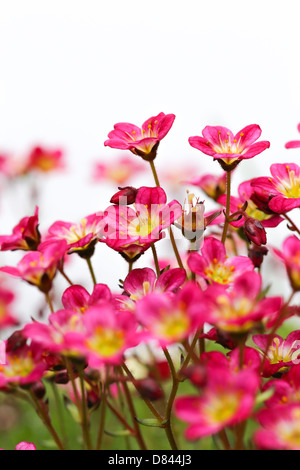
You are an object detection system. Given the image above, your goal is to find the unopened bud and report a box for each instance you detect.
[55,371,69,384]
[248,244,268,268]
[244,217,267,245]
[6,330,27,353]
[136,378,164,401]
[110,186,138,205]
[31,381,46,400]
[180,365,207,388]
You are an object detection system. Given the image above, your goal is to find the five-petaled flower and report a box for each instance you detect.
[104,113,176,161]
[188,236,254,285]
[189,124,270,171]
[250,163,300,213]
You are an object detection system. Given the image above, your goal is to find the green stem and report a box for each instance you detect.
[149,160,160,186]
[29,391,65,450]
[221,171,232,244]
[96,383,107,450]
[50,382,69,447]
[128,260,133,273]
[86,257,97,286]
[119,368,147,450]
[59,267,74,286]
[179,329,202,376]
[106,399,135,434]
[78,369,93,450]
[122,363,164,422]
[149,159,184,270]
[45,292,54,313]
[163,347,179,450]
[219,429,231,450]
[260,291,295,373]
[283,213,300,236]
[151,243,160,276]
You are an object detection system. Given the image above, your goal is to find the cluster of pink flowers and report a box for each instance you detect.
[0,114,299,451]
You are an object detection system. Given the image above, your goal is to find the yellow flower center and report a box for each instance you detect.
[275,166,300,198]
[155,308,190,341]
[203,390,241,424]
[204,259,235,284]
[269,337,299,364]
[278,409,300,447]
[214,295,255,332]
[0,354,35,378]
[86,327,125,358]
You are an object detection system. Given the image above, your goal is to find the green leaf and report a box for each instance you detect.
[104,429,132,437]
[254,387,274,410]
[135,417,163,427]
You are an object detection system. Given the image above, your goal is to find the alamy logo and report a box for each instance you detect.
[0,341,6,365]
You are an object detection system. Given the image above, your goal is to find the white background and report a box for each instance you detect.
[0,0,299,325]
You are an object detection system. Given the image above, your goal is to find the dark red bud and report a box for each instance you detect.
[6,330,27,353]
[248,244,269,268]
[244,217,267,245]
[136,378,164,401]
[180,365,207,388]
[250,191,274,215]
[55,371,69,384]
[31,381,46,400]
[87,390,100,409]
[110,186,138,205]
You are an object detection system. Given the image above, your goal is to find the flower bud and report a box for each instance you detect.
[31,381,46,400]
[110,186,138,205]
[250,191,274,214]
[248,244,268,268]
[55,371,69,385]
[180,365,207,388]
[6,330,27,353]
[136,378,164,401]
[244,217,267,245]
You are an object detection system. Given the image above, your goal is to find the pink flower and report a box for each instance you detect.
[253,331,300,377]
[175,365,259,439]
[135,283,206,346]
[273,235,300,291]
[119,267,186,310]
[0,285,18,329]
[62,284,112,313]
[24,309,86,355]
[25,146,64,173]
[0,341,46,388]
[93,155,146,185]
[46,213,105,258]
[124,267,186,299]
[218,180,283,228]
[104,113,176,161]
[189,124,270,171]
[14,442,36,450]
[70,305,140,367]
[0,207,41,251]
[285,123,300,149]
[0,240,67,292]
[200,271,282,333]
[255,405,300,450]
[188,237,254,286]
[186,172,227,201]
[102,186,182,261]
[250,163,300,213]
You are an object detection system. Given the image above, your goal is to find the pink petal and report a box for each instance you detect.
[234,124,262,148]
[188,136,216,156]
